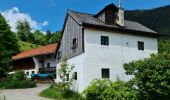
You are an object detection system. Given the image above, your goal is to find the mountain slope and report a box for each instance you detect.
[125,5,170,35]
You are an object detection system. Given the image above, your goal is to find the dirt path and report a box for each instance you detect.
[0,84,52,100]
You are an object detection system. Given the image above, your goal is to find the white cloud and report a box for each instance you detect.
[1,7,48,32]
[42,21,49,26]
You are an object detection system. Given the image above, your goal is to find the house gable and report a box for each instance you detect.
[56,11,84,62]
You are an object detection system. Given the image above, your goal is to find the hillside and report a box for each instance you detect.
[18,41,40,52]
[125,5,170,35]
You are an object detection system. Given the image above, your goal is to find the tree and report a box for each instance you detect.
[16,19,34,43]
[57,57,74,93]
[33,30,46,45]
[0,14,19,77]
[124,53,170,99]
[45,29,52,44]
[49,31,62,43]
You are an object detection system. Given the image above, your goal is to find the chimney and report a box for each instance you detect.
[116,0,124,26]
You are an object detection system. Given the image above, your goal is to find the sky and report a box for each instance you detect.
[0,0,170,33]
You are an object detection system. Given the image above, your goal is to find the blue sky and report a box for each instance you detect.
[0,0,170,33]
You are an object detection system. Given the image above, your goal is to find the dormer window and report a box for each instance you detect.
[57,51,62,60]
[72,38,78,49]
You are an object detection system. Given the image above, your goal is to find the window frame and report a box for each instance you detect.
[138,41,144,50]
[101,68,110,78]
[72,37,78,49]
[101,36,109,46]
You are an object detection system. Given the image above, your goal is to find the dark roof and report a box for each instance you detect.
[68,10,158,35]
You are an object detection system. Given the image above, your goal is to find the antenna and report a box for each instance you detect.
[119,0,122,8]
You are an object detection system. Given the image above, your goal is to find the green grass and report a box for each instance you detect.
[40,86,83,100]
[18,41,40,51]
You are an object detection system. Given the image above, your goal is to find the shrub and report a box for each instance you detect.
[14,71,26,81]
[83,79,137,100]
[0,71,36,89]
[83,79,112,100]
[124,53,170,99]
[102,80,137,100]
[40,83,82,100]
[0,80,36,89]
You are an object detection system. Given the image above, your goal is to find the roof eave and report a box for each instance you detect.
[82,22,160,37]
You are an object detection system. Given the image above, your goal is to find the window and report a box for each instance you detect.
[138,41,144,50]
[32,71,35,74]
[47,63,50,68]
[57,51,62,60]
[101,68,110,78]
[74,72,77,80]
[72,38,78,49]
[66,74,69,81]
[101,36,109,45]
[26,72,29,76]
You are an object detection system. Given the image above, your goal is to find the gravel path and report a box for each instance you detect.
[0,84,52,100]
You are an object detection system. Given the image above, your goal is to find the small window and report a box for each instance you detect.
[138,41,144,50]
[26,72,29,76]
[72,38,78,49]
[101,36,109,45]
[101,68,110,78]
[57,51,62,60]
[47,63,50,68]
[66,74,69,81]
[74,72,77,80]
[32,71,35,74]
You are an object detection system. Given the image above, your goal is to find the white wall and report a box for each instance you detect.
[83,28,158,90]
[56,54,85,93]
[55,28,158,93]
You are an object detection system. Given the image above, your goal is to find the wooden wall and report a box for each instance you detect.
[13,58,35,70]
[57,15,83,63]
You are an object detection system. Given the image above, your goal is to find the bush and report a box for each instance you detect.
[124,53,170,99]
[0,80,36,89]
[40,83,82,100]
[83,79,137,100]
[14,71,26,81]
[0,71,36,89]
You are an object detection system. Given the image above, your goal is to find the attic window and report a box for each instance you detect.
[57,51,62,60]
[72,38,78,49]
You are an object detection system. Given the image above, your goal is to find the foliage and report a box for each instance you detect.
[40,83,82,100]
[158,38,170,54]
[33,30,46,45]
[16,20,34,43]
[125,5,170,35]
[0,13,19,77]
[124,53,170,99]
[0,80,36,89]
[18,40,40,51]
[0,71,36,89]
[49,31,62,43]
[13,71,26,81]
[58,57,75,93]
[83,79,137,100]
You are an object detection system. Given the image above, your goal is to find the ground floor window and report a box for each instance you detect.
[101,68,110,78]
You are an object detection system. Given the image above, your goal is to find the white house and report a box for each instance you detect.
[55,3,159,93]
[12,44,57,78]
